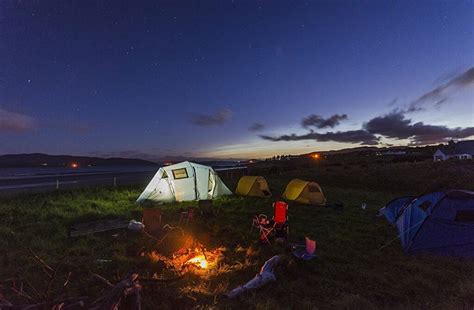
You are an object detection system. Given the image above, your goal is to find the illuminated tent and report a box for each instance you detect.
[235,176,271,198]
[282,179,326,206]
[137,161,232,203]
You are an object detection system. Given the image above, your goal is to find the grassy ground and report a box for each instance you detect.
[1,161,474,309]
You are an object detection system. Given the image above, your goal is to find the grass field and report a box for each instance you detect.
[1,160,474,309]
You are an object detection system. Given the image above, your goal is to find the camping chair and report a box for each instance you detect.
[252,214,267,231]
[179,207,195,225]
[272,201,289,240]
[252,214,273,244]
[252,201,289,244]
[292,237,317,260]
[142,208,162,237]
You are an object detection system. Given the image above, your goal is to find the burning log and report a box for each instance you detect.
[144,237,223,278]
[184,255,208,269]
[226,255,281,299]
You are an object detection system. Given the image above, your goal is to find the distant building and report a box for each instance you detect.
[433,140,474,161]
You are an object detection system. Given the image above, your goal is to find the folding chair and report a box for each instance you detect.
[179,207,195,225]
[252,214,268,231]
[142,208,162,237]
[252,201,289,244]
[292,237,317,260]
[272,201,289,239]
[252,214,273,244]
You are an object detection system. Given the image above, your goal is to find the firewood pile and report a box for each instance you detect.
[0,249,144,310]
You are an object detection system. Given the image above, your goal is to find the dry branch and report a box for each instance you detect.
[89,272,141,310]
[10,286,34,303]
[91,273,114,288]
[2,272,142,310]
[63,272,72,287]
[28,248,54,278]
[3,250,142,309]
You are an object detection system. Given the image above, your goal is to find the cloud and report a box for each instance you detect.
[408,67,474,112]
[248,123,265,132]
[302,114,348,129]
[260,129,379,145]
[260,109,474,146]
[364,110,474,144]
[191,108,232,126]
[388,98,398,107]
[258,67,474,147]
[0,108,36,133]
[0,108,92,134]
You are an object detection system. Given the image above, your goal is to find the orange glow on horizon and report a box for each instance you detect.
[70,162,79,168]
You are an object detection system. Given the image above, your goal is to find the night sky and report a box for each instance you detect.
[1,1,473,160]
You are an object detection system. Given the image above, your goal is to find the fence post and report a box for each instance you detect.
[56,179,59,190]
[113,176,117,188]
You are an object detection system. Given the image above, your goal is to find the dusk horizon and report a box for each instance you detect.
[0,142,457,163]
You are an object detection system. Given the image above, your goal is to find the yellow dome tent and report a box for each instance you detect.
[235,176,272,197]
[282,179,326,206]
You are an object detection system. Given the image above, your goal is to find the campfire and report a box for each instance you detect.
[171,246,221,272]
[143,237,223,278]
[185,254,208,269]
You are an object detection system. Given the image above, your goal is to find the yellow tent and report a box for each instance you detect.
[282,179,326,206]
[235,176,272,197]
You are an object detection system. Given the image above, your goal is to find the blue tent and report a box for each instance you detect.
[380,190,474,257]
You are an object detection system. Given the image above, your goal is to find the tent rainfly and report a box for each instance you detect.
[136,161,232,203]
[379,190,474,257]
[282,179,326,206]
[235,176,271,197]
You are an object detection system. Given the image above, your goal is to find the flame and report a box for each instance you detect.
[185,255,208,269]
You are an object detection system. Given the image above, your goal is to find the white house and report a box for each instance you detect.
[433,140,474,161]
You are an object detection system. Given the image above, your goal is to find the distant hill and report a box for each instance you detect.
[301,144,443,156]
[0,153,158,168]
[320,146,381,155]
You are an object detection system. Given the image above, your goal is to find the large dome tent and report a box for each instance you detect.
[136,161,232,203]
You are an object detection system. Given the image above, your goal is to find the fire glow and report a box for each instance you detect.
[185,255,208,269]
[145,243,223,276]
